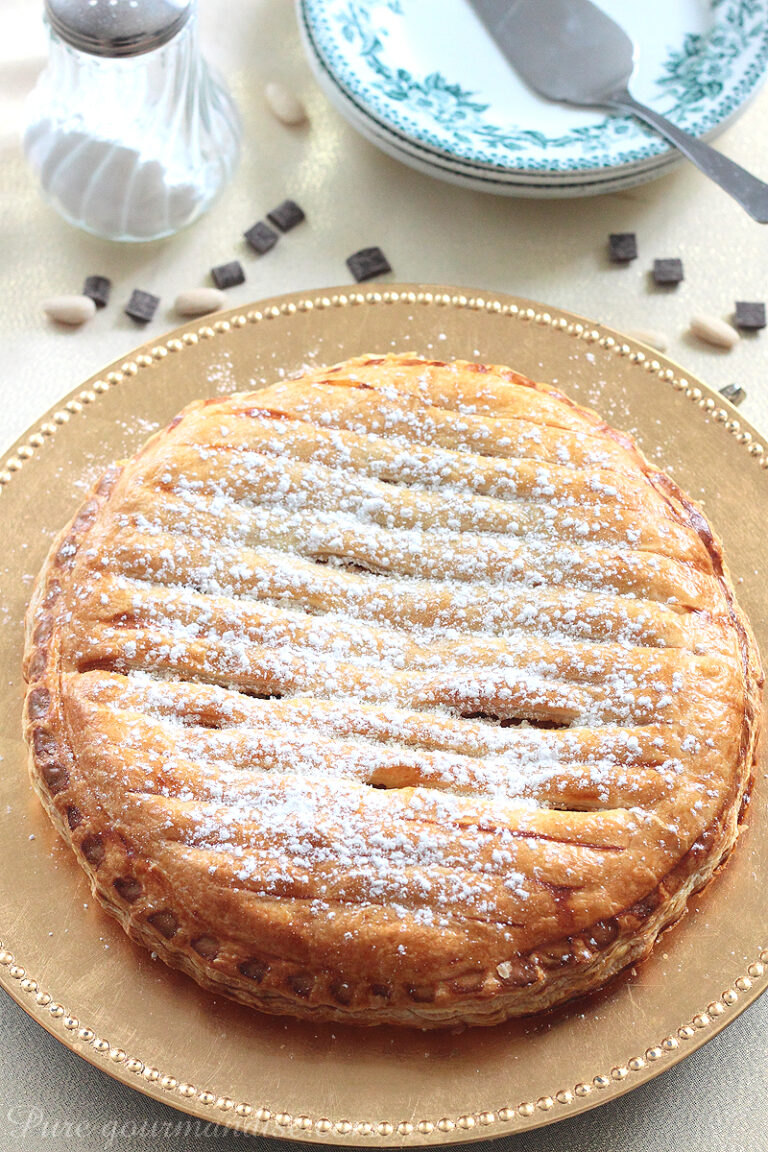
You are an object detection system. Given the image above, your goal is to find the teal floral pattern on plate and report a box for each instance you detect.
[300,0,768,174]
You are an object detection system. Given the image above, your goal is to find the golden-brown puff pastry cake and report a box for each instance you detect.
[23,353,762,1028]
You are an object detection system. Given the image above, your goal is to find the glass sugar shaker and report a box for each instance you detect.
[23,0,241,242]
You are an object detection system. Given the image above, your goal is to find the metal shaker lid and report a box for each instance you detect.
[44,0,193,58]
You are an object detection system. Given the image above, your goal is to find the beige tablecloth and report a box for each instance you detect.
[1,1,767,1149]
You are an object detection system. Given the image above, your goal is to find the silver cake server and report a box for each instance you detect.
[468,0,768,221]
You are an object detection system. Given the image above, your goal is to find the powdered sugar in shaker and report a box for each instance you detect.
[23,0,241,241]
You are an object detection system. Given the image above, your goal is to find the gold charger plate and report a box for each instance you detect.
[1,284,767,1145]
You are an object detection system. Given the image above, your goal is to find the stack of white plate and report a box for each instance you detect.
[298,0,768,197]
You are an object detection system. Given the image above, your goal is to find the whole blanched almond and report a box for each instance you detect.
[43,294,96,325]
[624,327,669,353]
[689,315,740,349]
[174,288,227,317]
[265,81,307,126]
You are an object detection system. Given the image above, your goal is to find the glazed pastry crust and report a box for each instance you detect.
[23,354,763,1027]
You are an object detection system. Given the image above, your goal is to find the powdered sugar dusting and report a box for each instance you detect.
[53,354,743,959]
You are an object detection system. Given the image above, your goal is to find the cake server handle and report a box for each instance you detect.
[607,90,768,224]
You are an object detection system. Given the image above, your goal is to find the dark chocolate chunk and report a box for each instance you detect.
[652,258,684,285]
[346,246,392,283]
[719,383,746,406]
[608,233,637,262]
[243,221,278,254]
[210,260,245,290]
[83,275,111,308]
[125,288,159,322]
[267,199,305,233]
[734,300,766,330]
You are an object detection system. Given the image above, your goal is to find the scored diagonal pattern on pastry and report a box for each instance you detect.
[23,354,761,1027]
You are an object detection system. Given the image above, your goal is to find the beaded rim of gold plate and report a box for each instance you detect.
[1,285,766,1144]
